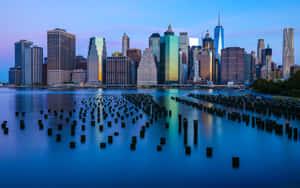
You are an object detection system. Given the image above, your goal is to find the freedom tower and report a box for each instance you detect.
[213,12,224,60]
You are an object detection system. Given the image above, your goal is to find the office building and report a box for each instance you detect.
[257,39,265,64]
[149,33,160,64]
[203,31,214,50]
[122,33,130,56]
[198,50,213,82]
[159,25,179,84]
[244,53,252,84]
[261,45,272,80]
[179,49,188,84]
[137,48,157,86]
[47,28,76,85]
[75,56,87,70]
[15,40,33,85]
[189,46,202,81]
[9,67,22,85]
[72,69,87,84]
[104,56,135,86]
[221,47,246,84]
[31,46,43,85]
[42,63,47,85]
[283,28,295,79]
[127,48,141,66]
[87,37,106,84]
[214,13,224,60]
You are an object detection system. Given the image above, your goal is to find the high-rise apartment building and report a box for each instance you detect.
[31,46,43,84]
[122,33,130,56]
[283,28,295,79]
[137,48,158,86]
[221,47,246,84]
[87,37,106,84]
[47,28,76,85]
[159,25,179,84]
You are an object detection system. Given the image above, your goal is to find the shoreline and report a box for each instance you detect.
[0,84,245,90]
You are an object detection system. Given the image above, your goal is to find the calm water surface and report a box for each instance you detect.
[0,88,299,187]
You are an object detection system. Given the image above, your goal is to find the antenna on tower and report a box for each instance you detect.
[218,10,221,26]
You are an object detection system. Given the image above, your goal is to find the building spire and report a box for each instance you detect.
[168,24,172,32]
[218,11,221,26]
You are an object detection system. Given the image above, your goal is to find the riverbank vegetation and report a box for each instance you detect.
[251,71,300,97]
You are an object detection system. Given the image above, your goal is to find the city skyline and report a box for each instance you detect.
[1,0,300,82]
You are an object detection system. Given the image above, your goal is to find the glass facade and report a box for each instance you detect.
[14,40,33,85]
[214,26,224,60]
[160,26,179,84]
[87,37,106,84]
[149,33,160,65]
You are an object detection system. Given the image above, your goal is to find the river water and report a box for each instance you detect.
[0,88,299,187]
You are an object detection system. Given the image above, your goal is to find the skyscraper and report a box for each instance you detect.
[122,33,130,56]
[159,25,179,84]
[244,53,252,84]
[214,12,224,60]
[15,40,33,85]
[221,47,246,84]
[189,46,202,81]
[179,32,189,62]
[261,45,272,80]
[104,56,135,86]
[31,46,43,85]
[179,50,188,84]
[149,33,160,64]
[137,48,158,86]
[127,48,142,67]
[198,50,214,82]
[179,32,189,84]
[283,28,295,79]
[203,31,214,50]
[47,28,76,85]
[87,37,106,84]
[257,39,265,64]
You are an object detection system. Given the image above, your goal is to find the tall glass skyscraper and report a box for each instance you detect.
[15,40,33,85]
[149,33,160,64]
[213,13,224,60]
[87,37,107,84]
[159,25,179,84]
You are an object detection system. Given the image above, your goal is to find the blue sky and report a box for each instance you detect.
[0,0,299,82]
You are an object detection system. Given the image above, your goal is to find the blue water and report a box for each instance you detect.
[0,88,299,187]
